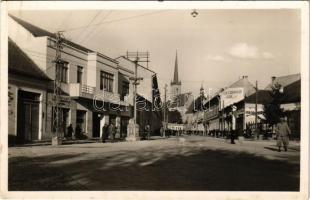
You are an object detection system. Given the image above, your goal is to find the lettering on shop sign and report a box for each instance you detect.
[220,88,244,109]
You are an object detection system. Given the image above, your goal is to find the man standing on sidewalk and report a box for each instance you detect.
[101,123,108,143]
[276,117,291,152]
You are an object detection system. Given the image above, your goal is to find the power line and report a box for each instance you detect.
[63,10,169,33]
[76,10,103,43]
[79,10,113,44]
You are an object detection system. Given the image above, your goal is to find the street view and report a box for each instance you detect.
[7,9,301,191]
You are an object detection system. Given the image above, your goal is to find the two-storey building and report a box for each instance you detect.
[8,14,144,143]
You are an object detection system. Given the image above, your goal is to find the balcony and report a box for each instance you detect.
[69,83,128,106]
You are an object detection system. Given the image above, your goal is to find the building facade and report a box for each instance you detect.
[8,15,161,143]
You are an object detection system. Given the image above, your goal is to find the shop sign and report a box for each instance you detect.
[220,88,244,109]
[245,103,264,116]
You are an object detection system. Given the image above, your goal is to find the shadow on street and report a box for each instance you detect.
[9,144,300,191]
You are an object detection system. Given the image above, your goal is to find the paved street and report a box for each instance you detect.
[9,136,300,191]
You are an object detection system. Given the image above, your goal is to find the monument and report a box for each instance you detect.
[126,119,140,141]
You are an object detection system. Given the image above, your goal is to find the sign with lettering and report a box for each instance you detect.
[245,103,264,124]
[220,88,244,109]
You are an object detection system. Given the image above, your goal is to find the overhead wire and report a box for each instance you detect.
[79,10,113,44]
[75,10,103,43]
[62,10,169,33]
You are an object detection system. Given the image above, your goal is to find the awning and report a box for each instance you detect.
[258,114,266,120]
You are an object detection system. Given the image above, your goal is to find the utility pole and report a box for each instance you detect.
[163,84,168,137]
[127,51,149,140]
[255,80,258,140]
[52,31,64,146]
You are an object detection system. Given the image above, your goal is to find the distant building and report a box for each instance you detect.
[204,76,256,135]
[168,51,194,123]
[203,74,301,139]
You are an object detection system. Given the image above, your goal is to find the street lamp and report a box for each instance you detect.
[191,9,198,18]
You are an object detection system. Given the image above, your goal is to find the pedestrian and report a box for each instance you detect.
[276,117,291,152]
[145,125,151,140]
[230,129,235,144]
[160,126,165,137]
[101,123,108,143]
[75,124,82,139]
[109,123,116,143]
[67,124,74,139]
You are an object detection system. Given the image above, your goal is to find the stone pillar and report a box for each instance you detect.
[126,119,140,141]
[100,115,109,138]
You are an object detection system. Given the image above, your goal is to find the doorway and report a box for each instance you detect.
[92,112,101,137]
[17,90,40,143]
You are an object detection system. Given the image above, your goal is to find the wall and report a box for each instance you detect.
[8,74,48,143]
[8,16,48,72]
[116,57,154,102]
[46,38,89,83]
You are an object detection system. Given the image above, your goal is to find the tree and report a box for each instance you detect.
[263,82,284,126]
[168,110,183,124]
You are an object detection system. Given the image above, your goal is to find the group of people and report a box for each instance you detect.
[66,124,82,139]
[101,123,119,143]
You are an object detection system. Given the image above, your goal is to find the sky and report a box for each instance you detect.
[9,9,301,97]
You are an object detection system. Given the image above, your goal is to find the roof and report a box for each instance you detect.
[227,77,256,97]
[265,74,301,90]
[9,14,92,53]
[280,80,300,103]
[9,38,51,81]
[245,80,300,105]
[245,90,273,104]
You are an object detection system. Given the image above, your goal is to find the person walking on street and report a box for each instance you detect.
[101,123,108,143]
[276,117,291,152]
[145,125,151,140]
[109,123,116,143]
[67,124,74,139]
[230,129,235,144]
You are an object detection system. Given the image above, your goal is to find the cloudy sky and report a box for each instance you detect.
[9,9,301,97]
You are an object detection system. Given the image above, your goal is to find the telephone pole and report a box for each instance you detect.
[163,84,168,137]
[127,51,149,140]
[255,80,258,140]
[52,31,64,146]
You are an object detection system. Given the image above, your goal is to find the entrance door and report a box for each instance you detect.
[76,110,86,133]
[92,112,101,137]
[121,117,129,138]
[17,90,40,143]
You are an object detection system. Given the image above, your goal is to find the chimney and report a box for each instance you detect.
[242,75,248,79]
[271,76,276,83]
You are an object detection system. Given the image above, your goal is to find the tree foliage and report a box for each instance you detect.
[168,110,183,124]
[263,83,284,126]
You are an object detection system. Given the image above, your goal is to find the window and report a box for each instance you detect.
[100,71,114,92]
[121,81,129,100]
[77,66,83,84]
[57,62,68,83]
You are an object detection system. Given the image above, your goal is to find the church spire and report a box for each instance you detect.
[172,50,181,85]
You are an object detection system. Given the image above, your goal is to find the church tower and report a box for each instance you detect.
[170,50,182,99]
